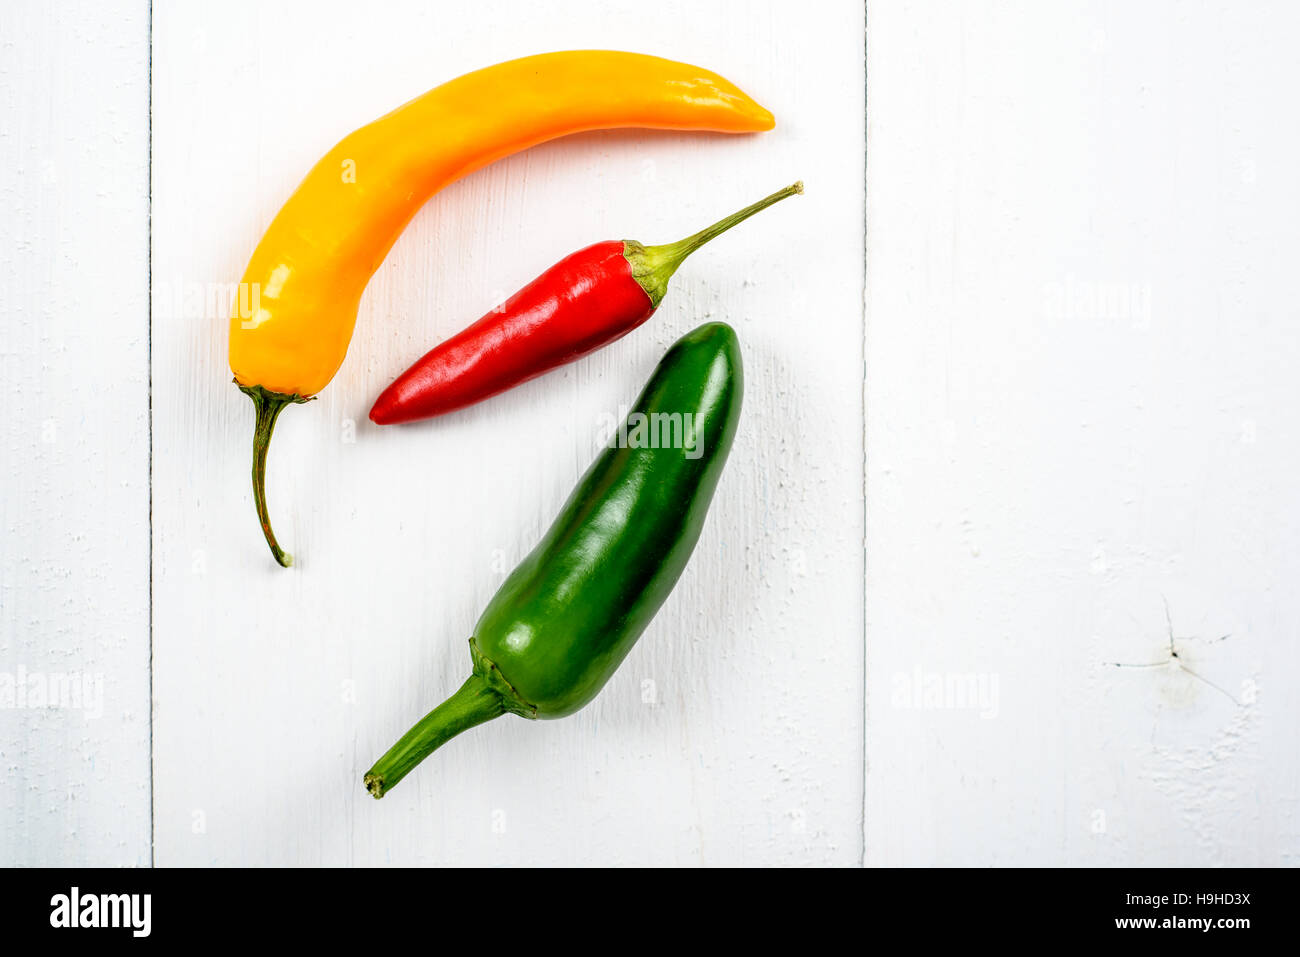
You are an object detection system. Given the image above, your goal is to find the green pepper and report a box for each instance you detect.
[364,322,743,798]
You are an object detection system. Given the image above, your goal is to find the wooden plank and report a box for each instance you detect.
[865,0,1300,865]
[151,0,865,865]
[0,0,152,866]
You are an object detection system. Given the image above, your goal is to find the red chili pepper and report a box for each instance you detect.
[368,182,801,425]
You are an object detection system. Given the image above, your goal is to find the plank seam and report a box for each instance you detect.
[147,0,156,870]
[859,0,869,870]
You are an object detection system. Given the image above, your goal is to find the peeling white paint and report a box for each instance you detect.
[149,1,865,865]
[0,0,151,867]
[6,0,1296,868]
[865,0,1300,866]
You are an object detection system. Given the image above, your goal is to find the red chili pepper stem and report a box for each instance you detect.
[626,180,804,306]
[364,674,507,798]
[237,382,313,568]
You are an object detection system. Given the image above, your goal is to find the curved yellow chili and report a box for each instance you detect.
[227,50,774,567]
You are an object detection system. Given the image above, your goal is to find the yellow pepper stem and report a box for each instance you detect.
[237,382,312,568]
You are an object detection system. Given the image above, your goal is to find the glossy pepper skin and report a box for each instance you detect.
[370,183,801,425]
[370,241,648,422]
[226,50,774,567]
[364,322,743,798]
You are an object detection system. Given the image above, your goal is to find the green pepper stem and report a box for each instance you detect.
[364,674,507,799]
[627,181,804,307]
[238,382,310,568]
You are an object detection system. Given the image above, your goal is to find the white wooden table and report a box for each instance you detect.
[3,0,1296,866]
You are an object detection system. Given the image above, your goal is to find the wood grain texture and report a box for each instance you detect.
[865,0,1300,865]
[15,0,1291,869]
[0,0,151,866]
[151,0,865,865]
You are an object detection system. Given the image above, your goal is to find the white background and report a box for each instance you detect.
[3,0,1297,866]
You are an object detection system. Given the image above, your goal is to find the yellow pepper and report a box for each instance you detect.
[227,50,774,567]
